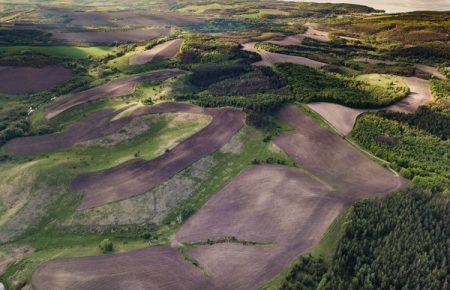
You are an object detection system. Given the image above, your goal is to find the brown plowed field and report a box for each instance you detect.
[32,246,214,290]
[51,28,169,44]
[176,165,340,244]
[4,102,200,156]
[387,77,432,113]
[129,39,184,65]
[44,69,183,119]
[4,108,128,155]
[308,102,367,135]
[72,107,245,209]
[176,165,345,289]
[66,11,204,27]
[273,105,407,198]
[0,65,73,94]
[242,42,326,68]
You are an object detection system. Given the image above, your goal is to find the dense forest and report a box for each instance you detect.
[274,63,408,108]
[282,188,448,290]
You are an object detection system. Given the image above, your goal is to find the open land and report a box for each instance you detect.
[129,39,184,65]
[44,69,183,119]
[0,65,73,94]
[72,106,245,209]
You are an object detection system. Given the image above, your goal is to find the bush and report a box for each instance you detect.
[99,239,113,253]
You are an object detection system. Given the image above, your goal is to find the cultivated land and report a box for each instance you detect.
[242,42,326,68]
[274,105,407,197]
[72,106,245,209]
[44,69,183,119]
[1,2,447,289]
[129,39,184,65]
[32,246,214,290]
[51,28,169,44]
[0,65,73,94]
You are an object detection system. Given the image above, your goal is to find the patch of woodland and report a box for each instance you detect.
[282,188,448,290]
[350,113,449,192]
[275,63,408,108]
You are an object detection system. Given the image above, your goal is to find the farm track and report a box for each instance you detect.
[44,69,183,119]
[72,105,245,209]
[0,65,73,94]
[129,39,184,65]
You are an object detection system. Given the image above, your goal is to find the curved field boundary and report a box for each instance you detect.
[308,77,432,135]
[72,106,245,210]
[274,105,407,198]
[4,102,202,156]
[0,65,73,95]
[129,39,184,65]
[44,69,183,119]
[242,42,326,68]
[415,64,447,80]
[32,246,215,290]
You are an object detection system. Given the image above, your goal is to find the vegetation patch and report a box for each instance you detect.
[350,113,449,191]
[275,63,409,108]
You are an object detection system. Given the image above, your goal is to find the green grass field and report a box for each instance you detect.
[0,45,114,59]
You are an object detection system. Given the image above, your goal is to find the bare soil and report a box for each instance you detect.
[129,39,184,65]
[274,105,407,198]
[415,64,447,80]
[353,57,397,65]
[32,246,214,290]
[308,102,367,135]
[50,28,169,44]
[387,77,432,113]
[44,69,183,119]
[0,65,73,94]
[72,107,245,209]
[242,42,326,68]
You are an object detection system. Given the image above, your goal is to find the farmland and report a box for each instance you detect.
[0,1,448,290]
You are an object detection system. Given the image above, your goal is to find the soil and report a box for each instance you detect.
[72,107,245,209]
[242,42,326,68]
[129,39,184,65]
[0,65,73,94]
[32,246,214,290]
[44,69,183,119]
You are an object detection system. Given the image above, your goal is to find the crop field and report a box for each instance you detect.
[50,28,169,44]
[72,107,245,209]
[129,39,184,65]
[0,65,73,94]
[44,69,183,119]
[0,2,448,290]
[273,105,407,197]
[32,246,213,290]
[0,45,114,59]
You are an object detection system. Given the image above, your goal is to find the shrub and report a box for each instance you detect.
[99,239,113,253]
